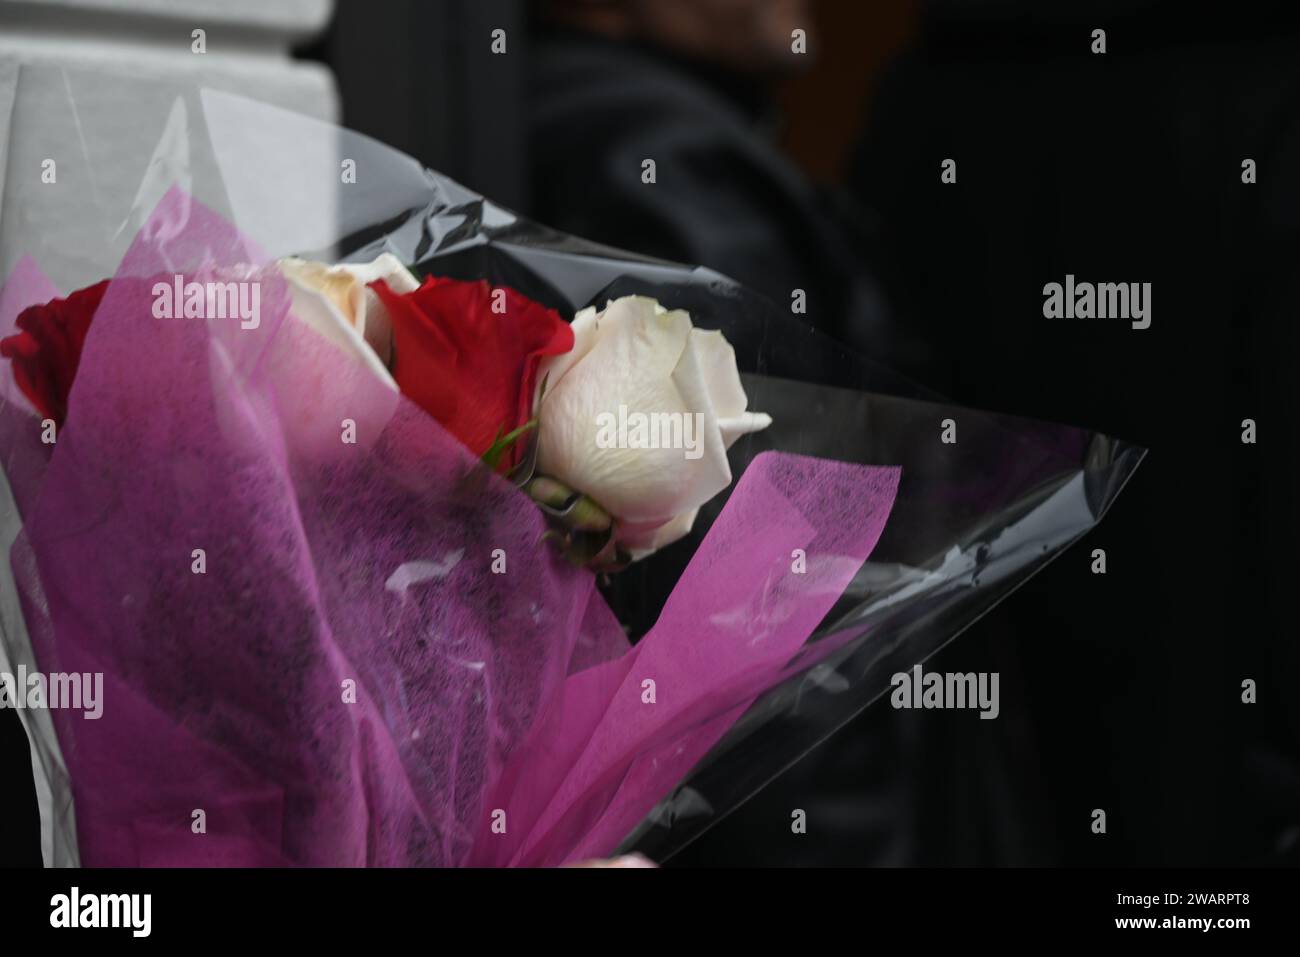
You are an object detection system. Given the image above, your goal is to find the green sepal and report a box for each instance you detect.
[481,419,537,472]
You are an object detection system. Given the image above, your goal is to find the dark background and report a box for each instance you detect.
[2,0,1296,867]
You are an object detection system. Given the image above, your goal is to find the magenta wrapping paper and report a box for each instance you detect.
[0,189,899,866]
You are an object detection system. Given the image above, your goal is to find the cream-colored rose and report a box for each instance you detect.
[536,296,770,558]
[277,253,420,387]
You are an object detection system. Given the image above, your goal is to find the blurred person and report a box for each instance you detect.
[523,0,1044,868]
[525,0,903,361]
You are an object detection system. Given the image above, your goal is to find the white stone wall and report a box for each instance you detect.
[0,0,336,116]
[0,0,338,288]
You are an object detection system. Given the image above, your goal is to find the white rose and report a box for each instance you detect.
[536,295,770,558]
[253,254,418,462]
[277,253,420,387]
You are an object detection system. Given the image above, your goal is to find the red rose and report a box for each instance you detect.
[371,277,573,470]
[0,279,111,425]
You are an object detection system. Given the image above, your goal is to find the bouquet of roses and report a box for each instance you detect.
[0,72,1142,867]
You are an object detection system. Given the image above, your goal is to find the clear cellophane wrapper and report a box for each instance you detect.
[0,67,1142,866]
